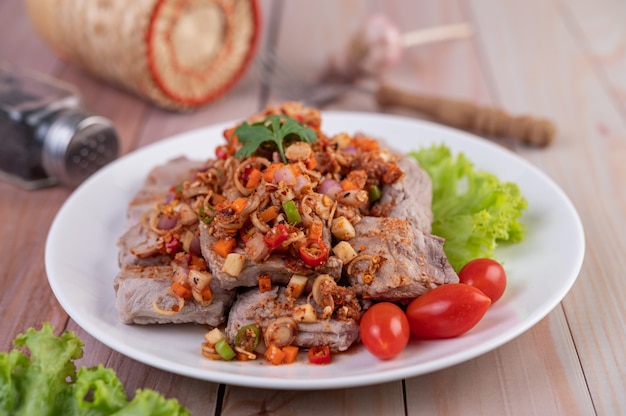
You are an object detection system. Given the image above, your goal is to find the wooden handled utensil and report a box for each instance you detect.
[376,83,556,147]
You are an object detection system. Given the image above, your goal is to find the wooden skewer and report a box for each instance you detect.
[376,83,556,147]
[401,23,473,48]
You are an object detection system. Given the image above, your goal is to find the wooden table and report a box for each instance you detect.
[1,1,624,414]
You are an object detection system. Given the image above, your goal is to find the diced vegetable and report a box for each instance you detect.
[264,224,289,249]
[368,185,382,202]
[198,205,214,224]
[340,179,359,191]
[171,281,192,300]
[282,200,302,225]
[258,205,279,222]
[331,216,355,241]
[234,325,261,352]
[308,345,331,364]
[222,253,246,276]
[332,241,358,264]
[258,274,272,293]
[285,274,308,298]
[215,338,236,361]
[293,303,317,322]
[264,317,297,348]
[282,345,299,364]
[204,328,226,345]
[245,168,263,188]
[299,240,329,268]
[214,238,237,258]
[230,197,248,214]
[264,344,286,365]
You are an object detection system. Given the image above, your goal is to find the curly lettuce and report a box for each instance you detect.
[0,323,190,416]
[409,144,527,271]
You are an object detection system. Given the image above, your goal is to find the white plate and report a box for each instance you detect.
[45,112,585,390]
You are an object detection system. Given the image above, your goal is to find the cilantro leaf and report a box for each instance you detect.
[233,115,317,162]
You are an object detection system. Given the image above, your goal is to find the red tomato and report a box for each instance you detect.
[458,258,507,303]
[360,302,410,360]
[406,284,491,339]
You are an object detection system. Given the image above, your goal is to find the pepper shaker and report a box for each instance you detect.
[0,63,119,189]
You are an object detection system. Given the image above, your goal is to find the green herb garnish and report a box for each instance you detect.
[410,144,527,271]
[233,115,317,163]
[0,323,190,415]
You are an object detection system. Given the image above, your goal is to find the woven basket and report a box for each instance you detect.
[25,0,261,110]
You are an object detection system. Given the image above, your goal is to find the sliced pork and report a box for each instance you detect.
[224,286,360,352]
[345,216,458,301]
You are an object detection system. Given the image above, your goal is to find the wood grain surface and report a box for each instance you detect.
[1,0,624,415]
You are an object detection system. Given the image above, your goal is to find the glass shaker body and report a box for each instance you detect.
[0,64,119,189]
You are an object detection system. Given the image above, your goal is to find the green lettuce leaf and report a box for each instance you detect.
[409,144,528,271]
[0,323,190,416]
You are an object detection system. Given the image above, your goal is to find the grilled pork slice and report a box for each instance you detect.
[117,156,205,267]
[345,216,458,301]
[225,286,360,352]
[114,264,235,326]
[126,156,203,223]
[370,155,433,232]
[199,226,343,290]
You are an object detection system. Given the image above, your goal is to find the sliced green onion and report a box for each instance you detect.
[215,338,236,361]
[368,185,382,203]
[234,324,261,352]
[282,200,302,225]
[198,205,214,224]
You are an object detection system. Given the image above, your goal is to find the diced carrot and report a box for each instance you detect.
[265,344,286,365]
[306,156,317,170]
[353,136,379,151]
[340,179,360,191]
[171,281,192,299]
[236,351,252,361]
[263,163,283,183]
[281,345,299,364]
[190,255,207,271]
[308,220,324,241]
[258,206,279,223]
[290,163,301,176]
[258,274,272,293]
[382,163,403,184]
[211,194,227,205]
[214,238,236,258]
[231,197,248,214]
[245,168,263,188]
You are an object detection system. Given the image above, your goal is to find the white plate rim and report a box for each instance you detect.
[45,111,585,390]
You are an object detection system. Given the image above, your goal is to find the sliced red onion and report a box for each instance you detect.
[157,214,178,230]
[244,232,270,262]
[342,146,357,154]
[189,235,202,255]
[293,175,310,195]
[273,166,297,185]
[319,179,342,198]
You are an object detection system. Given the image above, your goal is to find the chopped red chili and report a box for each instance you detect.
[264,223,289,250]
[299,239,329,268]
[308,345,331,365]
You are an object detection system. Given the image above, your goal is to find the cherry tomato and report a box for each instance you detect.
[359,302,410,360]
[308,345,331,364]
[406,284,491,339]
[458,258,507,303]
